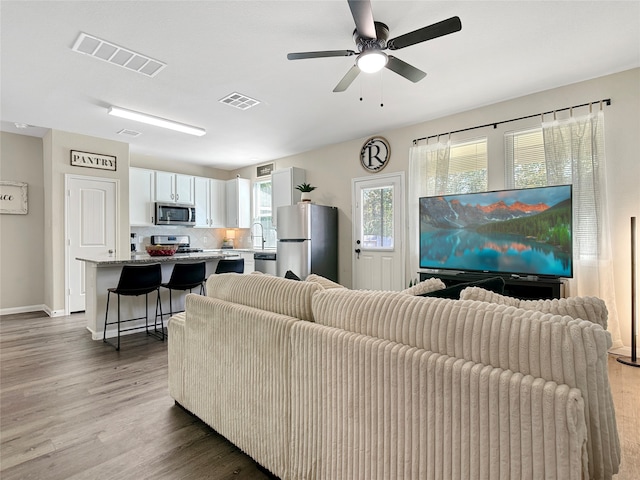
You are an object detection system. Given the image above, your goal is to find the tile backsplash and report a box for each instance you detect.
[131,226,252,250]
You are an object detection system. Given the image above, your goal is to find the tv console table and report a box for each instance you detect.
[418,271,564,300]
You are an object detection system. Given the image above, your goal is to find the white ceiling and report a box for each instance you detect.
[2,1,639,170]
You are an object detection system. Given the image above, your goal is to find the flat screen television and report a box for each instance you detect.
[419,185,573,278]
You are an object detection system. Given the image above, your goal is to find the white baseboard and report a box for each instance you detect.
[43,305,66,317]
[0,304,47,316]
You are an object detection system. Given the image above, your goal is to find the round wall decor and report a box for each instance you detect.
[360,136,390,173]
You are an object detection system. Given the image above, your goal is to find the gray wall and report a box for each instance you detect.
[0,132,45,311]
[43,130,130,315]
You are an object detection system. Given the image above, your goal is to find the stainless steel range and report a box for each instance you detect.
[150,235,203,253]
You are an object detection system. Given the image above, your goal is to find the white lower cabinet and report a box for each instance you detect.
[194,177,226,228]
[239,252,254,273]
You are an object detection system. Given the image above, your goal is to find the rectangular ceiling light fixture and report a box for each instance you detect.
[108,106,206,136]
[72,32,166,77]
[219,92,261,110]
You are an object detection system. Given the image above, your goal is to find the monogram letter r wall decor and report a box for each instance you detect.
[360,136,390,173]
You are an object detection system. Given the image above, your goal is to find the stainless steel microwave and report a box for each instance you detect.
[154,202,196,226]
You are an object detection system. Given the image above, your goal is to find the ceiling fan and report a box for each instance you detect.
[287,0,462,92]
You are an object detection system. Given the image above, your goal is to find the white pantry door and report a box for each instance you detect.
[66,175,117,313]
[352,172,405,291]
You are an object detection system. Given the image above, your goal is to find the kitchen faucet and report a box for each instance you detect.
[251,222,266,250]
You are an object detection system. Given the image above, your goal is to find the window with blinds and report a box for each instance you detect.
[505,128,546,188]
[426,137,489,194]
[445,137,488,193]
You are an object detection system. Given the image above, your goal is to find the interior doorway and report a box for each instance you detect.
[65,175,118,313]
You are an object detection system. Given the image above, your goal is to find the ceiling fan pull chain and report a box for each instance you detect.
[380,71,384,107]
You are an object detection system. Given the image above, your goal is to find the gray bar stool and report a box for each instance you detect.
[161,261,206,317]
[103,263,163,351]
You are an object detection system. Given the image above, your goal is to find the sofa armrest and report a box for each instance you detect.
[171,293,299,479]
[459,287,608,329]
[167,312,186,403]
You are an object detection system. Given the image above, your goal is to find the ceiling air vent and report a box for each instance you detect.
[117,128,141,137]
[219,92,260,110]
[71,32,166,77]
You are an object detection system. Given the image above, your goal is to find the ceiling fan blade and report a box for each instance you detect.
[387,16,462,50]
[385,56,426,83]
[348,0,377,39]
[333,65,361,92]
[287,50,356,60]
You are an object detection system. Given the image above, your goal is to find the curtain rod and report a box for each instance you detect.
[412,98,611,145]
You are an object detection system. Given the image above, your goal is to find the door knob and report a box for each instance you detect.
[355,248,361,259]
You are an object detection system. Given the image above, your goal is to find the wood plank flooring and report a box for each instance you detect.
[0,312,273,480]
[1,311,639,479]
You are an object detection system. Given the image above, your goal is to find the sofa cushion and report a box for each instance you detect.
[419,276,505,299]
[304,273,346,290]
[459,287,608,329]
[206,272,322,321]
[401,277,446,296]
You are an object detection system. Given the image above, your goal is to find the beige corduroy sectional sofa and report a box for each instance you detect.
[167,273,619,480]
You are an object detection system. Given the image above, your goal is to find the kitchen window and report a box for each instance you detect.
[252,179,276,249]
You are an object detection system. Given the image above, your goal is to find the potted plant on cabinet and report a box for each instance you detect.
[296,183,316,202]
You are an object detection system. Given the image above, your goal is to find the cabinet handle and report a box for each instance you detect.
[176,194,179,200]
[171,193,174,200]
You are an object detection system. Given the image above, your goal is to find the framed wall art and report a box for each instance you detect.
[0,181,28,214]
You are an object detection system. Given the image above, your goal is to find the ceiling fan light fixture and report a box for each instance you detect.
[107,106,206,137]
[356,50,388,73]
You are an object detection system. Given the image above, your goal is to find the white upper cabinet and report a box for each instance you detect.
[155,171,195,204]
[129,167,155,226]
[271,167,306,227]
[210,179,226,228]
[175,174,195,204]
[226,177,251,228]
[194,176,210,228]
[194,177,227,228]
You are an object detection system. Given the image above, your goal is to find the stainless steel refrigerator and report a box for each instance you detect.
[276,203,338,281]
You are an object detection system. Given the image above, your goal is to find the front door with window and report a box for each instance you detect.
[352,173,405,291]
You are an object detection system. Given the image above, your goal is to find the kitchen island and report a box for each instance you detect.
[77,251,240,340]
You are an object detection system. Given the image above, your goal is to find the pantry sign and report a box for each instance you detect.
[70,150,117,171]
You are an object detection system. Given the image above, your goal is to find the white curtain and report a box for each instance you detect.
[542,111,622,347]
[407,141,451,280]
